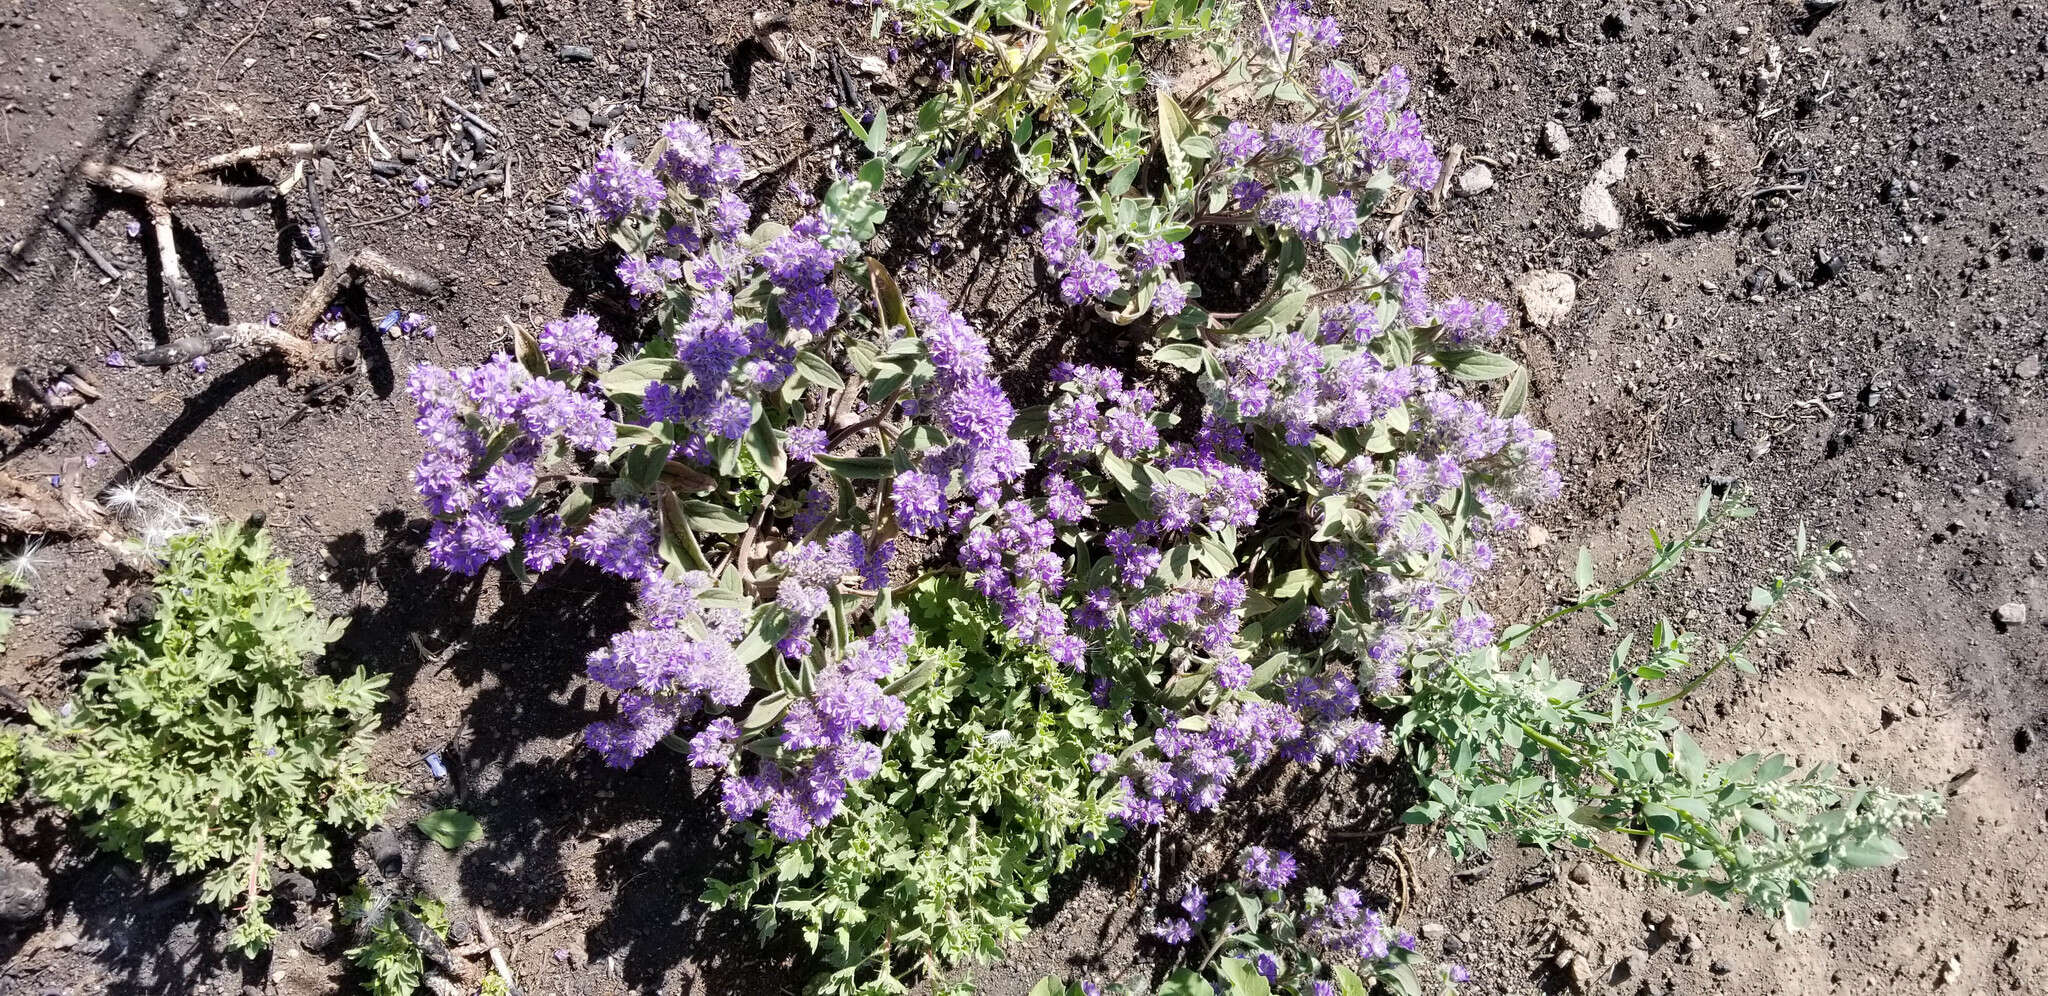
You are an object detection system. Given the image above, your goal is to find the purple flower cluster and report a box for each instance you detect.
[1263,0,1341,56]
[565,146,665,223]
[408,353,617,576]
[761,215,852,333]
[1150,886,1209,946]
[537,313,616,370]
[1212,332,1427,447]
[1306,886,1394,963]
[711,612,915,841]
[892,290,1030,536]
[637,289,801,462]
[583,571,750,768]
[771,531,892,658]
[656,118,745,197]
[1240,845,1300,891]
[1350,66,1442,190]
[1036,179,1121,305]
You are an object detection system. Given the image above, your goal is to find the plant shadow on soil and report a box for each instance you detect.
[321,511,811,991]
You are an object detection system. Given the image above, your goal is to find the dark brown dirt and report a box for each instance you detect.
[1,0,2044,994]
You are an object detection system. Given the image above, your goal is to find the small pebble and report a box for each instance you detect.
[1993,601,2028,630]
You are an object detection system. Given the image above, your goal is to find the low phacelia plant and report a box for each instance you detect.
[404,109,1550,988]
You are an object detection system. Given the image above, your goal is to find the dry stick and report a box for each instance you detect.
[71,411,136,465]
[177,140,327,176]
[49,216,122,279]
[81,162,191,312]
[474,911,522,996]
[128,250,442,370]
[438,95,503,138]
[304,169,335,258]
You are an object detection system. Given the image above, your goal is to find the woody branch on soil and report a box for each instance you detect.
[82,142,444,373]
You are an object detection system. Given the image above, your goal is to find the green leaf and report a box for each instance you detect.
[1330,966,1370,996]
[1838,835,1907,868]
[1671,728,1707,784]
[511,325,549,378]
[1495,363,1530,417]
[1153,342,1206,373]
[866,257,912,335]
[1214,959,1272,996]
[1575,546,1596,591]
[1435,348,1520,382]
[416,809,482,850]
[745,418,786,486]
[1224,278,1310,336]
[793,350,845,391]
[866,106,888,155]
[1156,89,1192,185]
[816,454,896,480]
[680,500,749,534]
[1157,969,1216,996]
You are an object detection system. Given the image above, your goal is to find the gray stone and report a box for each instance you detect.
[0,856,48,924]
[2017,354,2042,379]
[1458,164,1496,196]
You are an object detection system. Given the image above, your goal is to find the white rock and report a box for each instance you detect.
[1994,601,2028,628]
[1591,146,1630,186]
[1542,120,1573,157]
[1457,164,1495,196]
[1577,185,1621,235]
[1514,270,1578,328]
[1575,147,1631,235]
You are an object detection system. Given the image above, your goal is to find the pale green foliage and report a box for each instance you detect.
[703,581,1136,995]
[1397,494,1944,927]
[22,527,394,954]
[0,731,20,801]
[340,883,450,996]
[880,0,1233,179]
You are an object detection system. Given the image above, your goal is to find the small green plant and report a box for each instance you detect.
[1397,493,1944,927]
[0,731,21,801]
[340,883,452,996]
[702,580,1136,994]
[20,527,395,954]
[881,0,1234,180]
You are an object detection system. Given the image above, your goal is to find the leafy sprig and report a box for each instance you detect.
[1396,493,1943,927]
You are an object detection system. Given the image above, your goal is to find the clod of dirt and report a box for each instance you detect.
[2016,353,2042,379]
[1567,860,1593,885]
[1515,270,1578,328]
[1632,122,1758,233]
[1992,601,2028,630]
[0,854,48,924]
